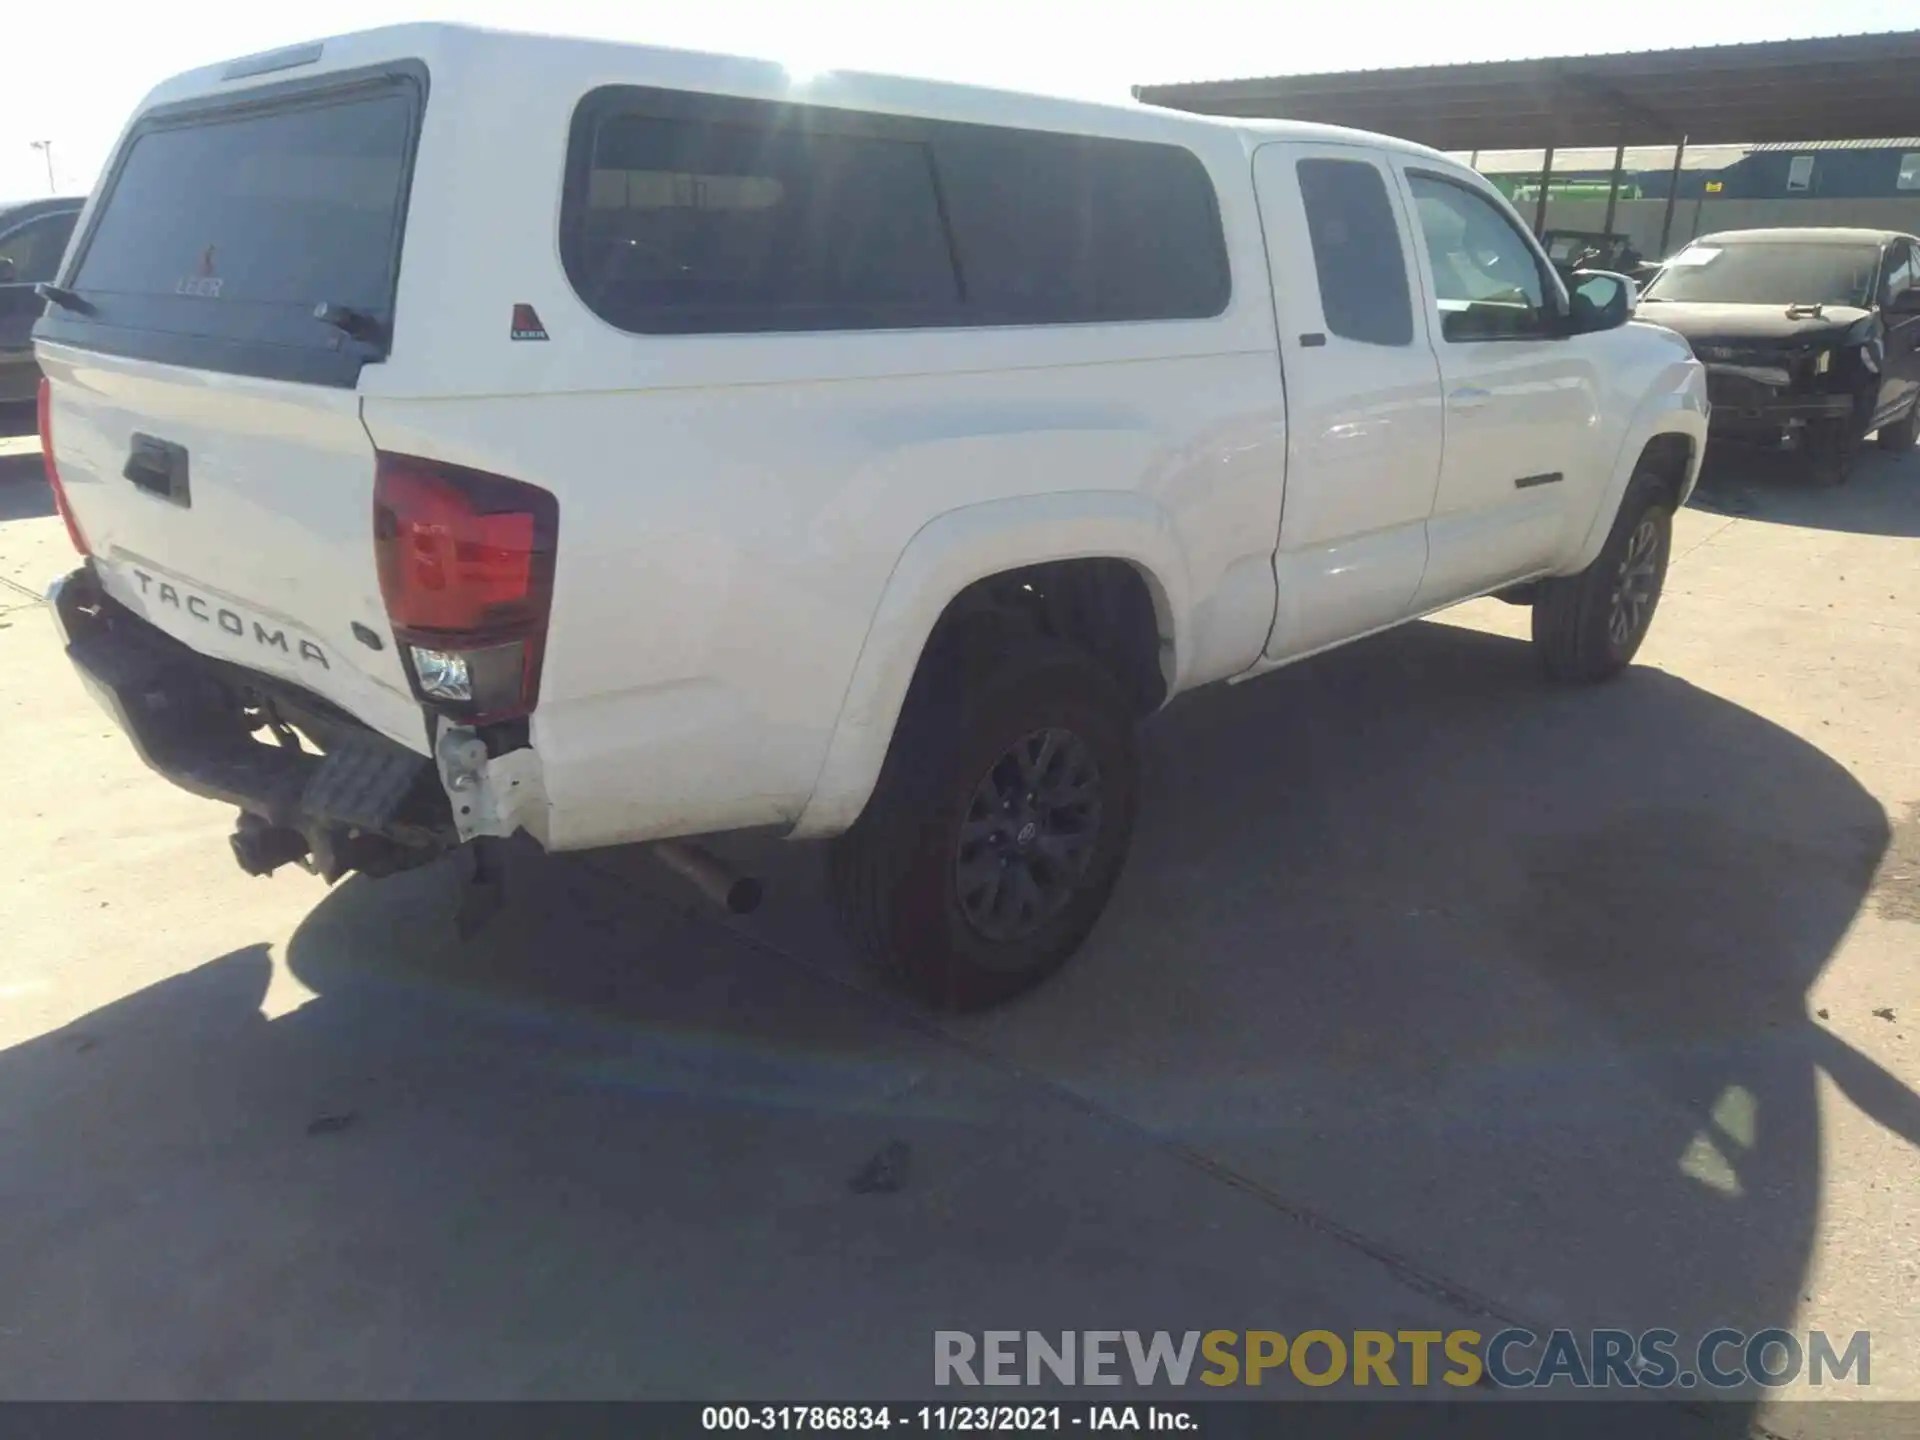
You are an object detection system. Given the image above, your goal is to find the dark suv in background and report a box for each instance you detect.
[1637,227,1920,484]
[0,196,85,406]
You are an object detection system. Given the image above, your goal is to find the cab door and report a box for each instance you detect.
[1253,142,1443,661]
[1876,238,1920,428]
[1389,163,1596,608]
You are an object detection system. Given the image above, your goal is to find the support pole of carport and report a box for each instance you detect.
[1658,136,1688,256]
[1533,145,1555,235]
[1601,139,1626,236]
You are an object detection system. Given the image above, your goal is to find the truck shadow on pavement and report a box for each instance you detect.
[2,620,1913,1413]
[925,619,1920,1346]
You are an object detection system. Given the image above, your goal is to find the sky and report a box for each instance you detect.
[4,0,1918,202]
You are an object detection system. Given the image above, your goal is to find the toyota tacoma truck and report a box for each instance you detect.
[36,25,1707,1008]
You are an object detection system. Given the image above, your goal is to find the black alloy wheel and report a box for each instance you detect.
[954,727,1104,944]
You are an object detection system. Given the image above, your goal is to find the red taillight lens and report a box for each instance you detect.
[37,378,90,557]
[373,453,558,723]
[375,463,537,630]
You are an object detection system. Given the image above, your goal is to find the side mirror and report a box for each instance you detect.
[0,257,16,284]
[1565,270,1632,334]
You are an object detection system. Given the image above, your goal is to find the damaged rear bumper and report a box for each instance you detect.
[47,565,459,879]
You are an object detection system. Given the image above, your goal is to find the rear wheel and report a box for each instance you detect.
[829,635,1139,1010]
[1531,467,1673,683]
[1876,400,1919,453]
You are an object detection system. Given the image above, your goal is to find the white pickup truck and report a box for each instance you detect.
[37,25,1707,1008]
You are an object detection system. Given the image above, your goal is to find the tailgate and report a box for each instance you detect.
[36,62,429,752]
[45,354,425,749]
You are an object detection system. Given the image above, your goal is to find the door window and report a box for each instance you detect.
[1294,157,1413,347]
[0,210,78,285]
[1406,173,1553,342]
[1881,241,1916,306]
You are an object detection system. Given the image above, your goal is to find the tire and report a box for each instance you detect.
[1531,466,1674,684]
[1809,424,1859,487]
[829,633,1139,1011]
[1876,400,1919,454]
[1810,391,1879,484]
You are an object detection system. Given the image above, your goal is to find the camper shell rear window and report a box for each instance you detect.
[39,63,426,388]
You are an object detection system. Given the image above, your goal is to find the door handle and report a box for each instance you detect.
[1448,386,1493,412]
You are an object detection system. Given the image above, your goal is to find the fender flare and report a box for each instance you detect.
[789,490,1191,839]
[1567,377,1709,573]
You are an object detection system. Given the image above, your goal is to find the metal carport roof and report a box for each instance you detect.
[1463,145,1749,174]
[1133,32,1920,150]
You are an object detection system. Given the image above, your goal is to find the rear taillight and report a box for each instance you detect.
[37,378,89,557]
[373,452,558,724]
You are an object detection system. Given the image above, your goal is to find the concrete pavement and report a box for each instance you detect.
[1,423,1915,1426]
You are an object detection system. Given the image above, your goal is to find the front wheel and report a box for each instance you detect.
[829,637,1139,1010]
[1809,424,1860,486]
[1531,469,1673,683]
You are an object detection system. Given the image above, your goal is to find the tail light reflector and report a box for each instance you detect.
[373,452,558,724]
[37,378,90,557]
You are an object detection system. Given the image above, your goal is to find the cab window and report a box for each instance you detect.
[1405,172,1553,342]
[1295,157,1413,347]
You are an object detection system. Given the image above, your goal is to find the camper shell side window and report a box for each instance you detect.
[559,87,1233,336]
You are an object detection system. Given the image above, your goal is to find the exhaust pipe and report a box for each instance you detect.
[650,840,763,914]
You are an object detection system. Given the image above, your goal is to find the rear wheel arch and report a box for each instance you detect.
[791,497,1189,840]
[920,558,1172,719]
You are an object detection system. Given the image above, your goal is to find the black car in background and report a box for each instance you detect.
[1542,228,1659,286]
[0,196,85,406]
[1637,227,1920,484]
